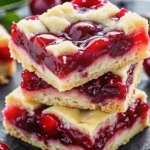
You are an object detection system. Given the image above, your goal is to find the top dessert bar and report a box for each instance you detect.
[10,0,149,91]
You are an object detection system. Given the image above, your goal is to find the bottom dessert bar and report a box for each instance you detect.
[0,60,16,84]
[2,89,149,150]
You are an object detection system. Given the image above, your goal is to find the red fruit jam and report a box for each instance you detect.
[21,70,50,91]
[3,100,149,150]
[12,17,149,78]
[112,8,128,21]
[78,64,135,103]
[72,0,107,10]
[0,143,10,150]
[21,64,135,103]
[0,47,12,62]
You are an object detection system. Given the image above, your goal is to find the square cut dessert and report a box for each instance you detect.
[20,63,141,112]
[3,89,149,150]
[9,0,149,91]
[0,25,16,84]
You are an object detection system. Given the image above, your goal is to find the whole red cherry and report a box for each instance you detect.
[0,143,10,150]
[39,114,59,137]
[30,0,62,15]
[143,58,150,78]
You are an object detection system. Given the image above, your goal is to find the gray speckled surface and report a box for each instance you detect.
[0,64,150,150]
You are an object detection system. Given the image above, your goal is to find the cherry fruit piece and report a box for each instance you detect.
[86,37,108,52]
[39,114,59,136]
[30,0,62,15]
[21,70,50,91]
[0,143,10,150]
[72,0,107,8]
[112,8,128,20]
[0,47,12,62]
[3,106,26,122]
[143,58,150,78]
[65,22,96,41]
[32,34,58,48]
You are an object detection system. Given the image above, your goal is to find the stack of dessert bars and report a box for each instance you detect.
[0,25,16,84]
[2,0,150,150]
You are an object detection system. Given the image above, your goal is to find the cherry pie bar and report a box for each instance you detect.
[3,89,149,150]
[20,63,141,112]
[0,25,16,84]
[9,0,149,91]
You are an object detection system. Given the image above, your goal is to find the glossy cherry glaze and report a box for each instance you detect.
[0,143,10,150]
[72,0,108,11]
[12,6,149,78]
[0,47,12,62]
[21,64,135,103]
[3,100,149,150]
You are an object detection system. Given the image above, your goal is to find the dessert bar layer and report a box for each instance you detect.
[20,63,141,112]
[3,89,149,150]
[10,0,149,91]
[0,25,16,84]
[0,61,16,84]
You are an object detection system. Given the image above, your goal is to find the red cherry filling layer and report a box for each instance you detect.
[12,19,148,78]
[21,64,135,103]
[0,47,12,62]
[3,100,149,150]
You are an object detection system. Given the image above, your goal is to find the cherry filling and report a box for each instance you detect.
[112,8,128,21]
[72,0,108,11]
[21,64,135,103]
[12,17,148,78]
[0,47,12,62]
[21,70,51,91]
[78,64,135,103]
[3,100,149,150]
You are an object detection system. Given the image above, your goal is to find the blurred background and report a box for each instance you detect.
[0,0,150,33]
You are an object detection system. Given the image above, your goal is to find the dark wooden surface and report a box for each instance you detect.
[0,64,150,150]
